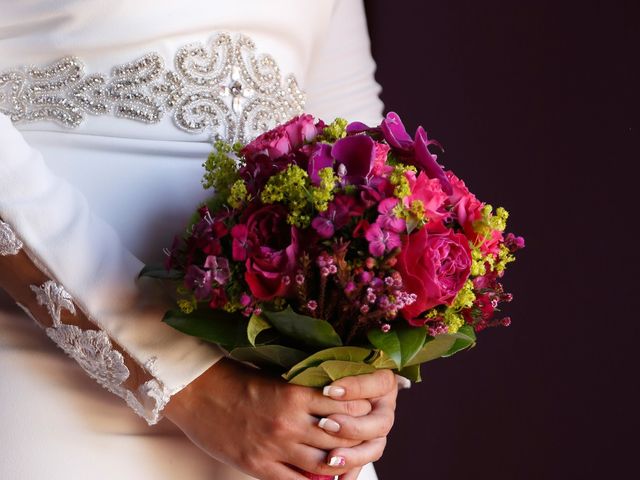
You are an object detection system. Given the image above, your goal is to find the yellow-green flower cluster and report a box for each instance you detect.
[390,164,417,199]
[261,165,313,227]
[178,298,196,314]
[227,179,248,209]
[393,199,427,232]
[495,243,516,273]
[310,167,338,212]
[470,244,493,276]
[442,280,476,333]
[473,204,509,237]
[202,141,239,206]
[320,118,348,142]
[443,309,465,333]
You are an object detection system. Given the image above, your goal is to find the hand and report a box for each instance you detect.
[318,370,398,479]
[166,358,376,480]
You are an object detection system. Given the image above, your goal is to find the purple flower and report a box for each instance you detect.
[364,223,401,257]
[307,143,334,185]
[381,112,413,150]
[185,265,213,300]
[311,194,364,238]
[204,256,231,285]
[414,126,452,195]
[331,135,376,184]
[311,215,335,238]
[380,112,453,195]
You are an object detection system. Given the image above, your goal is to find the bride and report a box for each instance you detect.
[0,1,399,479]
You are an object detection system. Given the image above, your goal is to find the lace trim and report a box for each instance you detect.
[29,280,170,424]
[0,220,23,256]
[0,32,306,143]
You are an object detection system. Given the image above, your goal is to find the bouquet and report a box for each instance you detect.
[142,112,524,479]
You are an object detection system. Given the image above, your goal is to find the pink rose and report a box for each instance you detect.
[243,205,299,301]
[396,224,472,325]
[240,114,318,161]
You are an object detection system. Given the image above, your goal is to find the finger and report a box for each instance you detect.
[319,407,394,441]
[340,467,363,480]
[308,393,372,418]
[323,369,396,401]
[301,415,362,449]
[286,444,351,477]
[264,462,310,480]
[327,437,387,469]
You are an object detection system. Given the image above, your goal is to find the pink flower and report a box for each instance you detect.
[404,171,448,227]
[231,224,256,261]
[376,197,406,233]
[396,224,472,325]
[240,114,318,161]
[365,223,401,257]
[446,171,484,238]
[243,205,299,301]
[372,142,391,176]
[204,256,231,285]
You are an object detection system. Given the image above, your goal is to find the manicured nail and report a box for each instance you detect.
[327,456,346,467]
[322,386,345,398]
[318,417,341,433]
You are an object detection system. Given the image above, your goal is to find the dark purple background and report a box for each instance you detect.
[365,1,636,478]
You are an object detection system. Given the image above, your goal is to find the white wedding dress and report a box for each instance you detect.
[0,1,383,478]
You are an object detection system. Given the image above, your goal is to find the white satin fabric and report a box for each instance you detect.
[0,0,382,478]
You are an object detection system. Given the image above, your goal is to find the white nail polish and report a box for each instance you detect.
[318,417,341,433]
[322,386,345,398]
[328,456,346,467]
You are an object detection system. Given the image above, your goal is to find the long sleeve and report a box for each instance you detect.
[304,0,384,125]
[0,112,224,424]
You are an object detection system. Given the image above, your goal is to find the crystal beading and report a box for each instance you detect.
[0,220,23,256]
[0,33,306,143]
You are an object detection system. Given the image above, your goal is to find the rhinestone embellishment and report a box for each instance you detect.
[0,220,23,256]
[0,33,306,143]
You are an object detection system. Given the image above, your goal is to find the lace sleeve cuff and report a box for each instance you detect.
[1,112,223,424]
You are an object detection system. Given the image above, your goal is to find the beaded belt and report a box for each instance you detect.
[0,33,306,143]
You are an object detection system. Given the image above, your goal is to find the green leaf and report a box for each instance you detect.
[397,364,422,383]
[288,366,333,387]
[442,325,477,357]
[229,345,308,369]
[396,326,427,367]
[263,307,342,348]
[163,309,249,347]
[367,329,402,369]
[283,346,373,380]
[319,360,376,382]
[405,334,457,366]
[370,351,399,369]
[138,264,182,280]
[247,314,272,346]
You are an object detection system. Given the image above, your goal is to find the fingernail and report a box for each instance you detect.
[322,386,345,398]
[318,417,341,433]
[327,456,346,467]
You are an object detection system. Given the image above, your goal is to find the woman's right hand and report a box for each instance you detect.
[165,357,381,480]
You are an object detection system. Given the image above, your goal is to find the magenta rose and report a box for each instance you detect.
[240,114,318,161]
[243,205,299,301]
[396,224,472,325]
